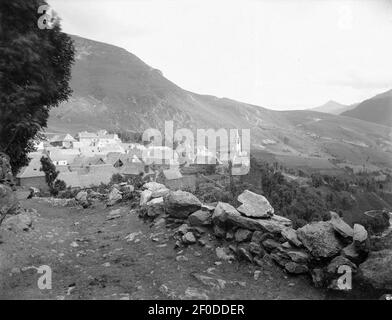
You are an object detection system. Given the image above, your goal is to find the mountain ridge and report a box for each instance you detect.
[341,89,392,127]
[311,100,358,115]
[47,35,392,172]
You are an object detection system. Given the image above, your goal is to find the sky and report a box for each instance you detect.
[49,0,392,110]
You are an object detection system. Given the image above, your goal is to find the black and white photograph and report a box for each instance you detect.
[0,0,392,306]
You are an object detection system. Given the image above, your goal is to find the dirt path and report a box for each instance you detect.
[0,198,326,300]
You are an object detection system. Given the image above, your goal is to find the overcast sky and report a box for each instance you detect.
[50,0,392,110]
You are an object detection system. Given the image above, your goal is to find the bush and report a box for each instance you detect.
[110,173,127,185]
[54,179,66,192]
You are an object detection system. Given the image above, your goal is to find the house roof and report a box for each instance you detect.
[16,155,45,179]
[120,163,145,175]
[162,168,183,180]
[47,149,80,163]
[105,152,123,165]
[71,155,105,167]
[50,134,76,143]
[77,131,119,140]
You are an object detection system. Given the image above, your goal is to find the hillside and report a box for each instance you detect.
[341,89,392,127]
[48,35,392,172]
[311,100,357,115]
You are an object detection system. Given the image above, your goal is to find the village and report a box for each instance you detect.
[15,130,250,194]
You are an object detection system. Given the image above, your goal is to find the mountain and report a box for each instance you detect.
[48,35,392,172]
[311,100,358,115]
[341,89,392,127]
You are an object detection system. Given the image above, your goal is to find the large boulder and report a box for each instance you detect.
[281,227,302,247]
[353,224,368,244]
[188,210,212,226]
[226,213,291,234]
[237,190,274,218]
[106,187,122,206]
[297,221,343,258]
[358,250,392,291]
[330,211,353,239]
[143,182,166,192]
[75,190,90,208]
[140,190,153,206]
[234,229,253,242]
[164,190,202,219]
[146,197,165,218]
[212,202,241,226]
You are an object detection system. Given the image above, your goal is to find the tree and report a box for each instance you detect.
[40,156,59,195]
[0,0,75,174]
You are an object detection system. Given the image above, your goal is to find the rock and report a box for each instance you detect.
[282,249,310,264]
[237,190,274,218]
[226,213,291,234]
[234,228,253,242]
[182,232,197,244]
[75,191,89,208]
[164,190,202,219]
[225,230,234,240]
[341,243,361,263]
[248,242,265,257]
[215,247,235,261]
[176,255,189,262]
[353,224,368,244]
[188,210,212,226]
[183,287,209,300]
[281,242,292,249]
[237,246,253,263]
[143,182,166,192]
[281,227,302,247]
[297,221,343,258]
[251,231,264,244]
[213,224,226,238]
[358,249,392,291]
[311,268,326,288]
[177,223,189,235]
[191,272,226,290]
[151,188,170,198]
[262,239,281,252]
[140,190,153,206]
[201,204,215,212]
[330,211,354,239]
[285,262,309,274]
[107,208,122,220]
[106,187,122,206]
[270,214,293,227]
[146,197,165,218]
[124,231,142,242]
[212,202,240,226]
[4,212,32,232]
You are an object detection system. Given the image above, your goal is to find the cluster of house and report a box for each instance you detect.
[15,130,249,192]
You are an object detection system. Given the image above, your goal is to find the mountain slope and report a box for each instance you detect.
[341,89,392,127]
[312,100,357,115]
[48,35,392,171]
